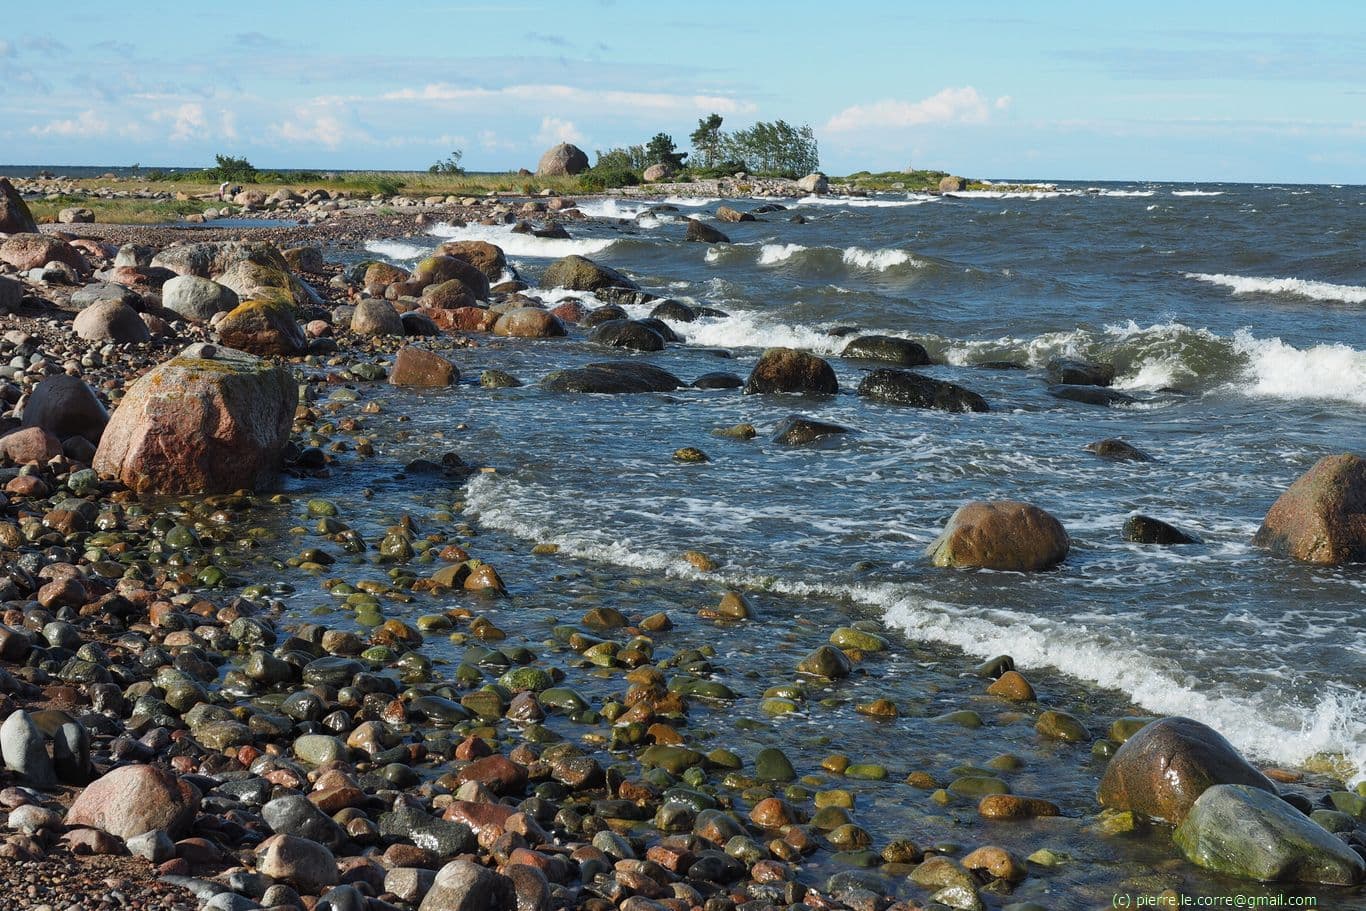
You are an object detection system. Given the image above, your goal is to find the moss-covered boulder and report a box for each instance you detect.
[216,298,307,356]
[1174,784,1364,884]
[93,344,298,494]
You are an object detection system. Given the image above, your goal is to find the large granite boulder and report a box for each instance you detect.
[437,240,508,283]
[1174,784,1364,885]
[492,308,566,339]
[411,255,491,299]
[93,344,298,494]
[0,234,88,273]
[351,299,405,337]
[65,764,201,839]
[535,143,589,177]
[419,859,515,911]
[1098,716,1276,824]
[72,300,152,344]
[796,172,829,194]
[743,347,838,396]
[0,178,39,234]
[926,501,1068,571]
[161,275,238,322]
[539,255,637,292]
[1253,453,1365,565]
[390,347,458,388]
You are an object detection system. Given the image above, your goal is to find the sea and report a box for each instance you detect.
[350,181,1365,793]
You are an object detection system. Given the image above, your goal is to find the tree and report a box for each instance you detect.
[721,120,818,178]
[645,132,687,169]
[211,154,258,181]
[689,114,724,168]
[429,149,465,174]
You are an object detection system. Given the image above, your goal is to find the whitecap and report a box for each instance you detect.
[427,221,615,258]
[363,240,429,262]
[1185,272,1366,305]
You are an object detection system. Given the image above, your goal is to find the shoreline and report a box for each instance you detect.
[2,188,1363,909]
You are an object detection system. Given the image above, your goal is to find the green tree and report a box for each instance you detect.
[645,132,687,168]
[428,149,465,174]
[721,120,818,178]
[209,154,258,182]
[689,114,724,168]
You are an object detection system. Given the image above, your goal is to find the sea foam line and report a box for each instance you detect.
[428,221,615,258]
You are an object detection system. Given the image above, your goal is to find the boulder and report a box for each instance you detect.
[716,205,754,223]
[217,299,306,355]
[535,143,589,177]
[0,426,63,464]
[0,178,38,234]
[72,300,152,344]
[1098,716,1276,824]
[390,347,458,388]
[161,275,238,323]
[1123,515,1199,545]
[1046,358,1114,387]
[402,310,441,336]
[643,163,676,183]
[58,207,94,224]
[926,501,1069,571]
[1252,453,1365,565]
[217,259,315,307]
[0,710,57,788]
[71,282,141,310]
[938,176,966,193]
[282,245,325,272]
[841,335,931,366]
[1086,438,1151,461]
[743,347,838,396]
[796,172,829,194]
[93,345,298,494]
[541,362,682,394]
[650,299,698,322]
[492,308,567,339]
[351,299,405,336]
[685,220,730,244]
[419,859,514,911]
[589,319,665,351]
[22,374,108,444]
[692,371,743,389]
[437,240,508,283]
[857,369,989,413]
[539,255,638,292]
[1049,385,1134,407]
[422,279,476,310]
[0,276,21,314]
[411,255,491,299]
[0,234,88,273]
[64,764,200,838]
[258,835,339,893]
[1173,784,1364,885]
[772,415,850,445]
[363,261,409,296]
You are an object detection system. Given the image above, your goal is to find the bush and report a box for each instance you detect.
[428,150,465,175]
[578,166,640,191]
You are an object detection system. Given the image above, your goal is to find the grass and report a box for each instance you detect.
[837,169,953,191]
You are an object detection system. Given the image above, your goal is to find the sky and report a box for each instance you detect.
[2,0,1363,183]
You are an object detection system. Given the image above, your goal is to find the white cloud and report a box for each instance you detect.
[825,87,1009,132]
[153,102,206,142]
[536,116,583,145]
[220,109,239,140]
[274,104,363,149]
[28,109,110,137]
[0,40,13,58]
[383,82,756,115]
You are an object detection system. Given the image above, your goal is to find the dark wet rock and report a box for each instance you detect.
[771,415,850,445]
[1086,438,1151,461]
[1174,784,1364,885]
[744,347,838,396]
[927,501,1069,571]
[841,335,932,367]
[1048,385,1134,407]
[22,374,108,445]
[1098,716,1277,824]
[589,319,666,351]
[976,360,1026,370]
[379,806,475,858]
[685,220,730,244]
[93,345,297,494]
[637,316,679,342]
[541,362,682,394]
[540,255,638,292]
[402,309,441,336]
[1253,453,1366,566]
[1046,357,1114,386]
[650,299,697,321]
[419,859,514,910]
[1123,515,1200,545]
[691,372,743,390]
[263,794,347,849]
[480,369,523,389]
[580,305,629,328]
[856,368,988,412]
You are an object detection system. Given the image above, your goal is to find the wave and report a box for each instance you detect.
[1233,330,1366,405]
[1185,272,1366,305]
[947,189,1080,200]
[427,221,615,258]
[463,472,1365,786]
[1172,190,1224,196]
[706,242,923,274]
[842,246,915,270]
[757,243,807,265]
[1093,189,1155,197]
[364,240,429,262]
[796,194,939,208]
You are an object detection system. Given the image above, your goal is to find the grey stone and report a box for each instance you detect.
[127,829,176,863]
[162,275,238,323]
[419,860,514,911]
[1,710,57,788]
[262,794,347,849]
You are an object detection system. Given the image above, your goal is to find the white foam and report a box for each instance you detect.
[1095,189,1155,197]
[1172,190,1224,196]
[427,222,615,258]
[668,309,844,354]
[757,243,807,265]
[1233,329,1366,406]
[842,246,915,270]
[364,240,429,262]
[661,196,720,207]
[947,189,1079,200]
[1185,272,1366,305]
[796,194,939,208]
[574,199,654,220]
[463,473,1366,785]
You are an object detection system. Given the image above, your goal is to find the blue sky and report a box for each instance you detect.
[2,0,1363,182]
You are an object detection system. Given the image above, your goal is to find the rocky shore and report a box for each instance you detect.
[0,176,1363,911]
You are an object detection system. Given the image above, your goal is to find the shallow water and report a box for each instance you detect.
[348,182,1364,788]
